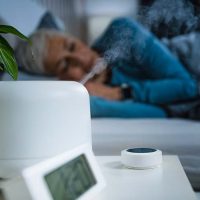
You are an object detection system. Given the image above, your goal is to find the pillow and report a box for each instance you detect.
[36,11,61,30]
[0,0,46,36]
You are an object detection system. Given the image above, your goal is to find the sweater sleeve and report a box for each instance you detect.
[162,33,200,79]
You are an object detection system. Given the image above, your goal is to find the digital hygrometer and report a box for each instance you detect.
[0,144,105,200]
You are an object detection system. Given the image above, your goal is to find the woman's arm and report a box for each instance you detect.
[85,81,122,101]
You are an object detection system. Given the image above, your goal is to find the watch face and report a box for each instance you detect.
[44,154,97,200]
[127,148,157,153]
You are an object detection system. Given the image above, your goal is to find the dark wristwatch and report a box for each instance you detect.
[121,84,132,99]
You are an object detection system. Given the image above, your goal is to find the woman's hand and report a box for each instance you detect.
[85,81,122,101]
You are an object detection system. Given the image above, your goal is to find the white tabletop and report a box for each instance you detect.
[95,156,196,200]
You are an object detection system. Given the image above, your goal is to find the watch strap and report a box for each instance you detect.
[121,84,132,99]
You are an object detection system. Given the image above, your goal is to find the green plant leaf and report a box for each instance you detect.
[0,36,14,56]
[0,48,18,80]
[0,62,3,70]
[0,25,30,80]
[0,25,31,44]
[0,35,13,55]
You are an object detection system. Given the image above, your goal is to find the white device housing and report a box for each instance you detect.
[0,144,105,200]
[0,81,91,177]
[121,148,162,169]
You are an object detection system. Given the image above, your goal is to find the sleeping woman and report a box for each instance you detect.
[15,17,199,118]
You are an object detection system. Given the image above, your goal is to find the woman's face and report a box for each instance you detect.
[44,34,99,81]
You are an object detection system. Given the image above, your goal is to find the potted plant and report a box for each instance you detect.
[0,25,30,80]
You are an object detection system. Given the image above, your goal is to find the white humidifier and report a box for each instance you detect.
[0,81,92,177]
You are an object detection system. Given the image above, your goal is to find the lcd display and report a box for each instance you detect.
[44,154,96,200]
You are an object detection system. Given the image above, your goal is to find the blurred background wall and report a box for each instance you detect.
[34,0,138,43]
[0,0,137,44]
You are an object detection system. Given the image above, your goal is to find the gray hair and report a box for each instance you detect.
[15,29,67,75]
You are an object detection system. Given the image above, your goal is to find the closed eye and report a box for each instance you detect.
[68,42,75,52]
